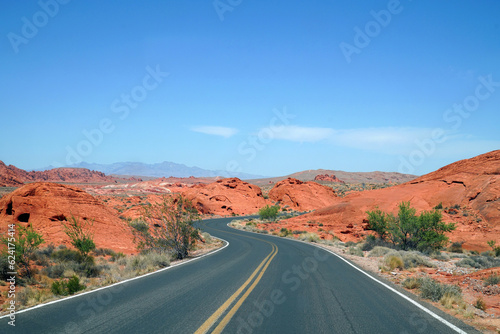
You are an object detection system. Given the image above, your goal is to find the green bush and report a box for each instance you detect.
[52,275,85,296]
[63,215,96,260]
[1,224,44,278]
[366,202,455,251]
[361,235,393,251]
[258,205,280,221]
[43,264,67,279]
[487,240,500,257]
[433,202,443,210]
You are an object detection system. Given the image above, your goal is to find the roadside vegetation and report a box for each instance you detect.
[0,195,222,314]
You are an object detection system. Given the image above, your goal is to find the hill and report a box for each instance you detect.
[285,150,500,250]
[248,169,417,186]
[0,161,116,187]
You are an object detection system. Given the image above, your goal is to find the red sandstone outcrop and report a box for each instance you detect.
[286,150,500,249]
[314,174,345,183]
[268,178,338,211]
[0,160,116,186]
[0,182,136,253]
[181,178,266,215]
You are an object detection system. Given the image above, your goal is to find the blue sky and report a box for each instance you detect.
[1,0,499,177]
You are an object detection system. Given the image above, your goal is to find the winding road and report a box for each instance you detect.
[2,217,479,333]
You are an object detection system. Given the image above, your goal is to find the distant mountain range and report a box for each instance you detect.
[56,161,265,179]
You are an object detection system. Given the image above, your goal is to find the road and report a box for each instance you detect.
[2,217,479,333]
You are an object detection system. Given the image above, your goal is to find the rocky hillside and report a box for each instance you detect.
[286,150,500,250]
[0,160,117,187]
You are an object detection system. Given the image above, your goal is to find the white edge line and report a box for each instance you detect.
[0,236,229,319]
[227,222,468,334]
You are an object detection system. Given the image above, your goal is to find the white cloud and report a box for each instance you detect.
[271,126,334,142]
[271,125,451,154]
[191,126,238,138]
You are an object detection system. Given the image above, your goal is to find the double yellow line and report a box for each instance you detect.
[194,242,278,334]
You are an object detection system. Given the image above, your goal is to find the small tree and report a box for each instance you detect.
[1,224,44,278]
[132,195,201,260]
[367,202,455,251]
[259,205,280,221]
[62,215,96,261]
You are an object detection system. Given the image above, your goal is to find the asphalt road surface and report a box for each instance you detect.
[2,217,479,333]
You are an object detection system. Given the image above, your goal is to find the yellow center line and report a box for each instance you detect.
[211,245,278,334]
[194,244,277,334]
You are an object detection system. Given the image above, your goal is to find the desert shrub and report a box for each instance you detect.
[361,235,393,251]
[487,240,500,257]
[298,233,320,243]
[430,251,450,261]
[473,297,486,311]
[1,224,44,278]
[37,244,56,257]
[457,256,500,269]
[345,241,357,247]
[366,202,455,251]
[382,252,404,271]
[483,274,500,286]
[402,277,422,289]
[17,286,53,306]
[52,275,85,296]
[433,203,443,210]
[0,255,10,280]
[258,205,280,221]
[440,291,464,309]
[279,228,292,237]
[368,246,393,257]
[93,248,116,257]
[52,248,82,263]
[401,251,434,269]
[292,230,306,235]
[43,264,67,279]
[449,241,463,253]
[348,247,364,257]
[126,252,170,273]
[133,195,201,260]
[63,215,96,260]
[419,277,461,302]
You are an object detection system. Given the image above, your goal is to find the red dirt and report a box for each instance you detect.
[0,182,136,254]
[268,178,338,211]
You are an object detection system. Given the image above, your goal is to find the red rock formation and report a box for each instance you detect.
[0,182,136,254]
[286,150,500,250]
[0,160,117,187]
[314,174,345,183]
[181,178,266,215]
[268,178,338,211]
